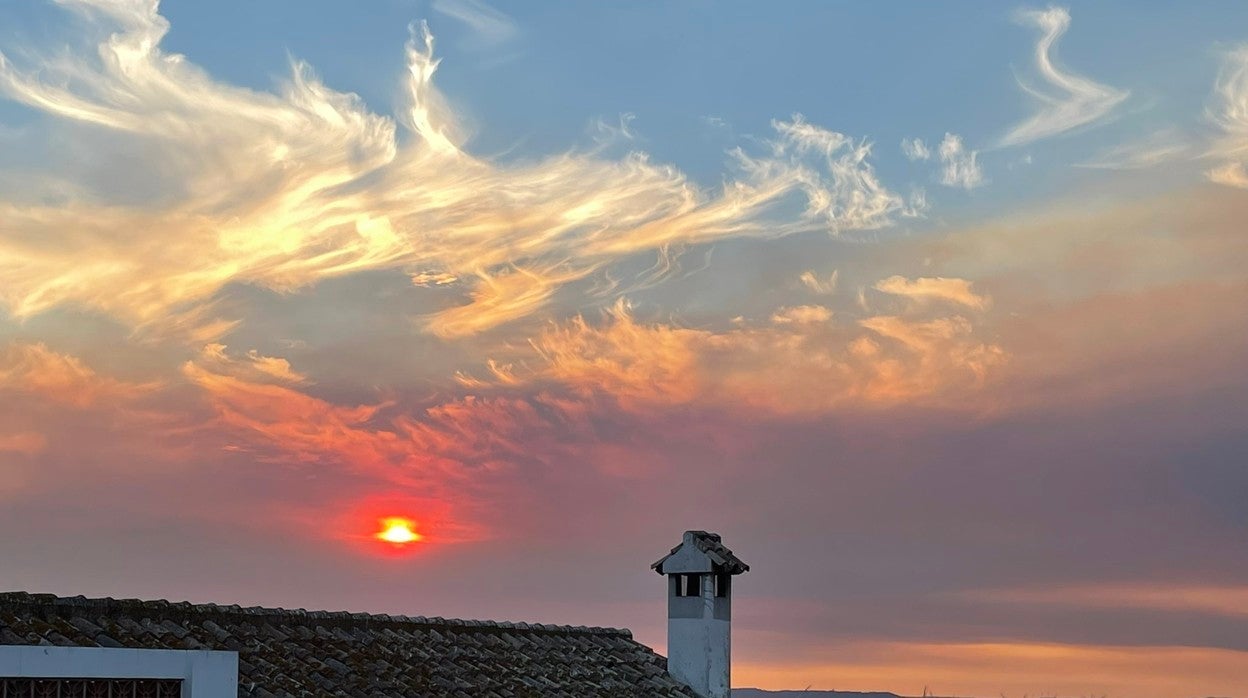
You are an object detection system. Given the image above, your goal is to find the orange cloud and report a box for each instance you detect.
[890,185,1248,415]
[736,641,1248,698]
[0,431,46,456]
[182,359,401,474]
[180,347,612,541]
[769,305,833,325]
[0,342,154,407]
[873,275,991,310]
[196,344,307,384]
[965,583,1248,619]
[477,289,1003,414]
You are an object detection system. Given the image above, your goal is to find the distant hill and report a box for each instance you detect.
[733,690,903,698]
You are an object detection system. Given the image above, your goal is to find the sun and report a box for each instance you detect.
[375,517,423,544]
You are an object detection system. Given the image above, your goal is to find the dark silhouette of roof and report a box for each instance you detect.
[651,530,749,576]
[0,591,696,697]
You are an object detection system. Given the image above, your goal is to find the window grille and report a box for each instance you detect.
[0,678,181,698]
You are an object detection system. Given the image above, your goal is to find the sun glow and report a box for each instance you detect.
[375,517,423,544]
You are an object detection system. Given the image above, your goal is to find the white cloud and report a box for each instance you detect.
[432,0,518,47]
[901,137,931,161]
[937,133,985,189]
[1206,46,1248,188]
[0,1,913,340]
[732,115,914,233]
[1077,128,1194,170]
[1206,161,1248,189]
[997,7,1128,148]
[411,271,460,286]
[904,187,929,218]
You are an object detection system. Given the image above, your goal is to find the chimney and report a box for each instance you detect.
[651,530,749,698]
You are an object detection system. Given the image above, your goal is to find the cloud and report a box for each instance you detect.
[420,265,579,339]
[1206,161,1248,188]
[0,2,913,340]
[873,276,991,311]
[734,115,921,232]
[196,343,307,384]
[1078,128,1195,170]
[770,305,832,325]
[965,583,1248,619]
[182,357,409,478]
[432,0,518,47]
[471,291,1004,414]
[936,133,985,189]
[1206,46,1248,187]
[899,185,1248,418]
[736,640,1248,698]
[0,342,154,407]
[900,137,931,161]
[177,345,645,542]
[997,6,1128,148]
[411,271,459,286]
[798,269,838,295]
[0,431,46,456]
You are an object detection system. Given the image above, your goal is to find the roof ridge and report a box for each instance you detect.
[0,591,632,638]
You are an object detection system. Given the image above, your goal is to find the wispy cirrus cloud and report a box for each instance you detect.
[1206,46,1248,188]
[997,6,1128,148]
[799,269,839,295]
[937,133,985,189]
[0,0,914,341]
[1078,127,1195,170]
[900,137,931,162]
[432,0,518,47]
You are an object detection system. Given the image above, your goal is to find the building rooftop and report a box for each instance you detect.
[0,591,696,697]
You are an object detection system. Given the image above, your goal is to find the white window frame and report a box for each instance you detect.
[0,646,238,697]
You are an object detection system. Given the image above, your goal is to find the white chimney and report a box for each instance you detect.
[651,530,749,698]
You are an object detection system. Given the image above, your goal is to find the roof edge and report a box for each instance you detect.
[0,591,632,639]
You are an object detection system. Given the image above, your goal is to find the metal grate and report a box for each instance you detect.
[0,679,181,698]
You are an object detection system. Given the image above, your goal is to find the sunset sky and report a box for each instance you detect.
[2,1,1248,696]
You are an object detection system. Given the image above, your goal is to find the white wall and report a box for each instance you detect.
[0,646,238,698]
[668,617,730,698]
[668,571,731,698]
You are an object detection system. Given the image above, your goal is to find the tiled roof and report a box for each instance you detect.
[651,531,750,576]
[0,591,696,697]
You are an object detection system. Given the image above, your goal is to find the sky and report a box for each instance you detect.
[1,1,1247,696]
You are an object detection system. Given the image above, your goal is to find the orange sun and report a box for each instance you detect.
[375,517,423,544]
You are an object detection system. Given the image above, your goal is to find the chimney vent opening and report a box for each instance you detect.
[675,573,702,597]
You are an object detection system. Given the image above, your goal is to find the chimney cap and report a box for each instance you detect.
[651,530,749,576]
